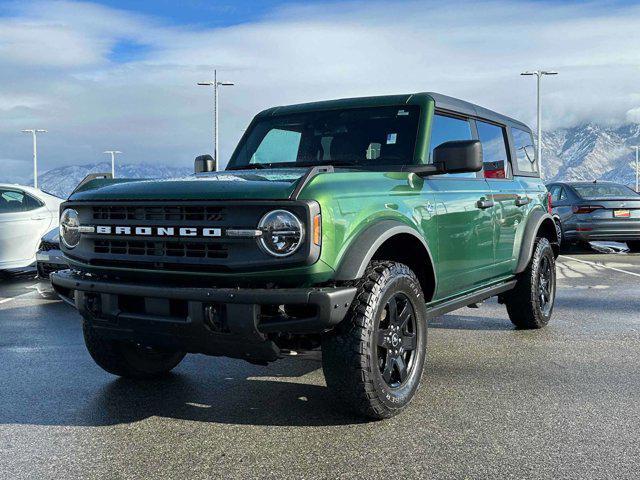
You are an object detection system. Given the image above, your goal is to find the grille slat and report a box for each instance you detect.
[94,240,228,259]
[93,205,225,222]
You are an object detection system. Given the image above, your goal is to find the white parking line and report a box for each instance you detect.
[0,289,43,305]
[562,256,640,278]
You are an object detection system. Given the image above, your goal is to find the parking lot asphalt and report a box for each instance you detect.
[1,253,639,480]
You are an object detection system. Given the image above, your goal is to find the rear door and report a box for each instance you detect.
[0,188,50,268]
[426,113,495,298]
[475,120,525,276]
[549,184,574,225]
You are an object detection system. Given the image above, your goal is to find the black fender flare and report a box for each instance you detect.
[334,220,437,287]
[515,210,558,274]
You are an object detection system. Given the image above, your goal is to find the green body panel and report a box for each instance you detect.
[68,93,548,301]
[426,177,495,297]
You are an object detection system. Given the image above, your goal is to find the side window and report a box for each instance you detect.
[250,128,302,164]
[557,187,567,202]
[512,127,538,175]
[476,121,510,179]
[548,185,561,202]
[0,189,30,214]
[429,113,474,178]
[23,194,44,211]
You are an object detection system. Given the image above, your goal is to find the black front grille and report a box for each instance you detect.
[92,205,226,222]
[69,201,315,274]
[94,240,228,259]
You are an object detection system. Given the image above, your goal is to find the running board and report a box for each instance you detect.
[426,280,517,320]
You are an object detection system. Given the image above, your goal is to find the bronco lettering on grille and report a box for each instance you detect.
[95,226,222,237]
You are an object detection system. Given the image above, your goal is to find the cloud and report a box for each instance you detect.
[2,0,640,181]
[626,106,640,124]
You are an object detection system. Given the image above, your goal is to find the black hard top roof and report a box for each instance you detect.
[426,92,531,132]
[259,92,532,133]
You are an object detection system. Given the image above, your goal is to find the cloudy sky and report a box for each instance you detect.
[2,0,640,182]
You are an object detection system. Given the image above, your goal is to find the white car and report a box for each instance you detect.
[0,184,63,271]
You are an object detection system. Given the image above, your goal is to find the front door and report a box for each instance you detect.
[429,177,496,298]
[426,113,496,299]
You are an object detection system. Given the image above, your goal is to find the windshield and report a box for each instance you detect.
[227,105,420,170]
[573,183,639,199]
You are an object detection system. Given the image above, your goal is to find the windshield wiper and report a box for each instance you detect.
[289,161,372,170]
[231,160,375,171]
[232,163,269,170]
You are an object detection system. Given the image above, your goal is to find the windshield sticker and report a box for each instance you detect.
[397,110,409,116]
[387,133,397,144]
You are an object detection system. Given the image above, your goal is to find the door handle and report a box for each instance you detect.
[477,199,495,209]
[515,196,531,207]
[31,215,48,220]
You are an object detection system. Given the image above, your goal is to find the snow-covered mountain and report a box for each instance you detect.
[6,123,640,198]
[37,162,192,198]
[541,123,640,186]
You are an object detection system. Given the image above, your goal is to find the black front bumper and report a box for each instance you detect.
[51,270,356,364]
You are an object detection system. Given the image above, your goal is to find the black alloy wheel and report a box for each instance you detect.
[376,292,418,388]
[537,254,555,317]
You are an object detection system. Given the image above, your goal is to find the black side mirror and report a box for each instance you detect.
[194,154,215,174]
[433,140,483,174]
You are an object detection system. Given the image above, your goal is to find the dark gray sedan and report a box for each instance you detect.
[547,181,640,252]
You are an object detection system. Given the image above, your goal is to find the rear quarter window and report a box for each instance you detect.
[477,121,510,179]
[512,127,538,176]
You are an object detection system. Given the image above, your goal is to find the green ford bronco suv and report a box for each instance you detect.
[51,92,558,419]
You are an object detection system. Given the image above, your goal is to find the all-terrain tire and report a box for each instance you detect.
[554,218,563,245]
[83,322,186,378]
[321,261,428,420]
[504,237,556,329]
[627,241,640,253]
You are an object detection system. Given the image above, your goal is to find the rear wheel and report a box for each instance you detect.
[554,218,563,245]
[627,241,640,253]
[83,323,185,378]
[322,261,427,419]
[504,237,556,329]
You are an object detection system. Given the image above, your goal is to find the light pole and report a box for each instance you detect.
[103,150,122,178]
[198,69,234,171]
[521,70,558,168]
[631,146,640,192]
[21,129,47,189]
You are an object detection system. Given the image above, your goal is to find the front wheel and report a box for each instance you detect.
[322,261,428,420]
[83,323,186,378]
[504,237,556,329]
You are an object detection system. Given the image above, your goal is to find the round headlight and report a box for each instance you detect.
[60,208,81,249]
[258,210,304,257]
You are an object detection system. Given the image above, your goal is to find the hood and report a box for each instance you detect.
[69,169,307,201]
